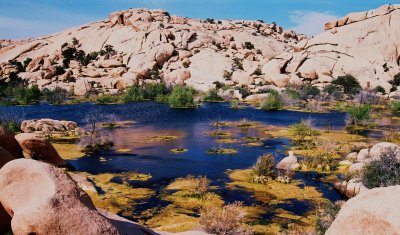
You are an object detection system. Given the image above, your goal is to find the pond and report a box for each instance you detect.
[0,102,347,222]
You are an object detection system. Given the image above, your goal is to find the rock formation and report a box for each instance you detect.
[21,119,79,135]
[14,133,71,169]
[0,126,24,159]
[0,8,300,95]
[276,151,300,171]
[262,4,400,93]
[327,185,400,234]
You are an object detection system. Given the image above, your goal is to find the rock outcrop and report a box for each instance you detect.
[0,159,119,235]
[0,147,15,169]
[21,119,79,135]
[326,185,400,235]
[14,133,71,169]
[0,126,24,159]
[276,151,300,171]
[0,8,300,94]
[262,4,400,93]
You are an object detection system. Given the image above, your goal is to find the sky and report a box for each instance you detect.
[0,0,396,39]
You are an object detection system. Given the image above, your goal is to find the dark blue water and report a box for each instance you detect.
[0,102,347,219]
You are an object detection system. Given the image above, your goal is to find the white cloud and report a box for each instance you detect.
[289,11,339,36]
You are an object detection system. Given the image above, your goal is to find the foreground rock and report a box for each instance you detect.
[0,147,16,169]
[0,126,24,159]
[0,159,119,234]
[326,185,400,234]
[14,133,71,169]
[276,151,300,171]
[21,119,79,135]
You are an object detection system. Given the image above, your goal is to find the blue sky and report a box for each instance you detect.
[0,0,396,39]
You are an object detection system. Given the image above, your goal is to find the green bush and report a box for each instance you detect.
[168,86,196,108]
[204,88,223,102]
[389,73,400,91]
[122,85,145,103]
[13,86,41,105]
[96,95,120,104]
[290,120,320,148]
[390,100,400,116]
[244,42,255,50]
[346,104,371,126]
[42,87,68,104]
[374,85,386,94]
[361,148,400,188]
[323,84,344,100]
[237,85,251,98]
[284,87,300,99]
[261,90,283,110]
[144,82,168,99]
[331,75,362,95]
[301,84,320,99]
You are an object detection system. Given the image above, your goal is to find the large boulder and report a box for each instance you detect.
[0,159,119,235]
[0,126,24,159]
[276,151,300,171]
[326,185,400,235]
[0,202,11,234]
[14,133,71,169]
[21,119,78,134]
[0,147,15,169]
[369,142,400,160]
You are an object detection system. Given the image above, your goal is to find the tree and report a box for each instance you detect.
[331,75,362,95]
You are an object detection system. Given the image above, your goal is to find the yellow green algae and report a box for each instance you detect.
[207,148,238,154]
[145,135,181,142]
[170,148,188,153]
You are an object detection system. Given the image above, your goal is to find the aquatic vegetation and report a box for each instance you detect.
[95,95,120,104]
[207,131,232,137]
[199,202,253,235]
[361,148,400,188]
[207,148,238,154]
[390,100,400,116]
[235,119,259,128]
[230,100,240,109]
[242,136,262,142]
[216,138,239,144]
[170,148,188,153]
[383,128,400,143]
[42,87,69,105]
[212,121,231,127]
[13,85,41,105]
[346,104,374,128]
[290,120,320,149]
[167,175,209,198]
[146,135,180,141]
[122,85,145,102]
[53,143,84,160]
[0,112,21,133]
[300,152,337,172]
[168,85,196,108]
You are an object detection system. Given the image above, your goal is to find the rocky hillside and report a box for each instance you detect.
[0,9,301,96]
[0,5,399,97]
[263,4,400,92]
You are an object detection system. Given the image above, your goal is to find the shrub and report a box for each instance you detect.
[346,104,371,126]
[253,153,276,179]
[144,82,168,99]
[301,84,320,99]
[42,87,68,104]
[290,119,320,148]
[0,113,21,133]
[238,85,251,99]
[331,75,362,95]
[213,81,225,89]
[122,85,145,103]
[204,88,223,102]
[284,87,301,100]
[244,42,255,50]
[261,90,283,110]
[96,95,120,104]
[374,85,386,94]
[389,73,400,91]
[390,100,400,116]
[13,86,41,105]
[323,84,344,100]
[168,86,195,108]
[199,202,253,235]
[361,148,400,188]
[315,201,344,235]
[182,175,209,198]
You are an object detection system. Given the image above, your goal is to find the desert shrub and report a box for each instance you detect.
[244,42,255,50]
[23,58,32,71]
[361,148,400,188]
[223,70,233,79]
[168,86,195,108]
[389,73,400,91]
[199,202,253,235]
[79,112,114,156]
[0,112,21,133]
[300,84,320,99]
[238,85,251,99]
[42,87,68,104]
[213,81,225,89]
[233,58,243,70]
[301,152,336,171]
[315,201,344,235]
[182,175,209,198]
[390,100,400,116]
[290,119,320,149]
[284,87,301,99]
[374,85,386,94]
[96,95,120,104]
[144,82,168,99]
[13,86,41,105]
[346,104,372,126]
[261,90,283,110]
[8,59,24,72]
[323,84,344,100]
[383,128,400,143]
[331,75,361,95]
[122,85,145,103]
[99,44,117,59]
[204,88,223,102]
[252,153,276,181]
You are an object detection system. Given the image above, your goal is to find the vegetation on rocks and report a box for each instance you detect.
[331,75,362,95]
[252,153,277,183]
[346,104,372,127]
[262,90,284,111]
[290,120,320,149]
[204,88,224,102]
[168,86,196,108]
